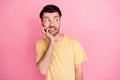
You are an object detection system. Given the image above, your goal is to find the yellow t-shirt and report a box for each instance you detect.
[36,35,87,80]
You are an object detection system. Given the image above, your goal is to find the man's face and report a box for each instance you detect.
[41,12,61,36]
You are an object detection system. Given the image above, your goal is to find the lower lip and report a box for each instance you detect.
[49,30,55,33]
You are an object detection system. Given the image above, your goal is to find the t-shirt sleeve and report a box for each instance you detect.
[36,40,45,64]
[73,40,88,64]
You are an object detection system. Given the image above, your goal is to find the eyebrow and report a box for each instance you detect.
[43,17,49,19]
[54,16,59,18]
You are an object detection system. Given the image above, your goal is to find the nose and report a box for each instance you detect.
[50,21,55,26]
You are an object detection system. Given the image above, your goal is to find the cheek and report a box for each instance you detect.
[43,22,50,27]
[57,23,60,28]
[55,22,60,26]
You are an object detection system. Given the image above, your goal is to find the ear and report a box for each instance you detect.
[41,20,44,27]
[59,17,61,20]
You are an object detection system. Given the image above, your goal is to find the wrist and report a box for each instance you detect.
[50,40,55,45]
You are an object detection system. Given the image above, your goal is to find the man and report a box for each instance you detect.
[36,4,87,80]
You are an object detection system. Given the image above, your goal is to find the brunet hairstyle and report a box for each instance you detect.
[39,4,62,19]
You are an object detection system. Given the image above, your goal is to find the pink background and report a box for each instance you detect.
[0,0,120,80]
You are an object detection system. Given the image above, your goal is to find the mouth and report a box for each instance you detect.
[48,27,57,32]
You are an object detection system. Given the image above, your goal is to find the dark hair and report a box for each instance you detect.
[39,4,62,19]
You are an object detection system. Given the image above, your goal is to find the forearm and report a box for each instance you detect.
[75,64,83,80]
[75,72,83,80]
[37,41,55,75]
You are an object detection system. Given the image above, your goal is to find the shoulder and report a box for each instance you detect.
[65,35,80,44]
[65,35,83,49]
[36,38,48,46]
[36,39,43,45]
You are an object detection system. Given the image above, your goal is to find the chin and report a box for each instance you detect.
[52,32,59,36]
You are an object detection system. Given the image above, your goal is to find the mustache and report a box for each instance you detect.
[49,26,55,28]
[48,26,57,29]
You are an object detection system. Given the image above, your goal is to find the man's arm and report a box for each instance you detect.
[37,28,55,75]
[75,64,83,80]
[37,40,54,75]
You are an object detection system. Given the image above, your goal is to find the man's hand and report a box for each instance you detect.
[42,27,55,42]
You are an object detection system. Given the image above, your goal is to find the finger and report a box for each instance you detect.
[42,27,47,34]
[46,28,49,34]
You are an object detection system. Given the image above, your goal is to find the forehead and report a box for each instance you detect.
[43,12,60,19]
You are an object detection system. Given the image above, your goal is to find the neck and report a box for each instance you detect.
[53,33,64,42]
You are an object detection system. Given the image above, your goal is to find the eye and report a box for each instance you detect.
[54,18,59,22]
[44,19,50,22]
